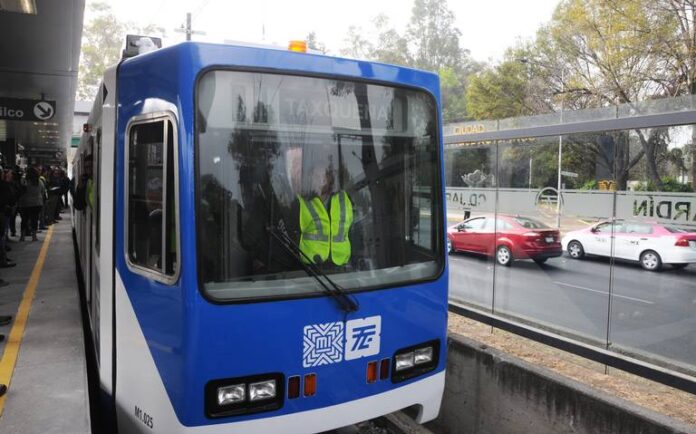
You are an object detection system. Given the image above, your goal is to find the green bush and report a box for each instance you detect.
[634,176,693,193]
[580,179,598,190]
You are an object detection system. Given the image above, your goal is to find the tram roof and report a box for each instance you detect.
[0,0,84,164]
[119,41,441,96]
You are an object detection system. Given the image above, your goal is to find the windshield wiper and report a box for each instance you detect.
[267,225,359,313]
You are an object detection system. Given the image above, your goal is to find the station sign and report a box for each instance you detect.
[446,187,696,227]
[443,123,487,136]
[0,97,56,122]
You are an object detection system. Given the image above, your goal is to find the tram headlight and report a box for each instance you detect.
[394,346,433,372]
[249,380,277,402]
[217,384,245,405]
[414,347,433,364]
[395,352,415,371]
[206,373,285,418]
[392,340,440,383]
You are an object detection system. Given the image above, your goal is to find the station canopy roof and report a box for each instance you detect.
[0,0,85,162]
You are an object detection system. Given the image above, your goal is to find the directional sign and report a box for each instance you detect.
[561,170,579,178]
[0,97,56,122]
[33,101,54,120]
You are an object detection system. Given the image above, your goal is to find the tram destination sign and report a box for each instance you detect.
[0,97,56,122]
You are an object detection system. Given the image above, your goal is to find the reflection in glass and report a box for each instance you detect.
[196,71,443,301]
[445,141,497,310]
[608,125,696,374]
[493,135,612,342]
[128,120,177,276]
[446,114,696,377]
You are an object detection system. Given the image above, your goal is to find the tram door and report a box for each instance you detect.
[91,128,101,348]
[80,149,90,310]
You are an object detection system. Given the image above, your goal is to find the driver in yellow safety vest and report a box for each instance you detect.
[295,167,353,267]
[294,159,353,267]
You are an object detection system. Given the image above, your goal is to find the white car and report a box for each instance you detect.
[561,221,696,271]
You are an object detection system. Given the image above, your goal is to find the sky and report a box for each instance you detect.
[103,0,560,64]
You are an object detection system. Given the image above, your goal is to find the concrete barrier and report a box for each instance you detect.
[427,334,695,434]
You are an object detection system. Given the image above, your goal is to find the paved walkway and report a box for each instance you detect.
[0,218,90,434]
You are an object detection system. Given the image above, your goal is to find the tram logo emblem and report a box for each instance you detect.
[303,322,344,368]
[350,325,377,351]
[303,316,381,367]
[345,316,381,360]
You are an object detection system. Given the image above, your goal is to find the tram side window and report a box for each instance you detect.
[165,122,177,275]
[127,119,178,279]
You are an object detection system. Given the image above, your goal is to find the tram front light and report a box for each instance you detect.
[288,40,307,53]
[392,340,440,383]
[304,373,317,397]
[395,352,415,371]
[288,376,301,399]
[217,384,245,405]
[379,358,391,380]
[206,373,285,418]
[249,380,276,402]
[366,361,378,383]
[414,347,433,365]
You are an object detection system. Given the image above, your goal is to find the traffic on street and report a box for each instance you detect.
[448,213,696,372]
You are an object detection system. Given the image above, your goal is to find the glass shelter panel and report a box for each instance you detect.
[447,120,696,378]
[493,134,614,343]
[608,125,696,373]
[444,141,498,311]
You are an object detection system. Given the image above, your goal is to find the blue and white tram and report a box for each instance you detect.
[73,38,448,433]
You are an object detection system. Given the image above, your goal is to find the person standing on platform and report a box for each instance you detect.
[7,168,21,238]
[73,154,94,212]
[0,168,16,268]
[37,167,49,230]
[0,169,14,340]
[45,167,62,224]
[18,167,45,242]
[60,168,70,210]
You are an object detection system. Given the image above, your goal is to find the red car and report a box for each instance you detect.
[448,214,562,266]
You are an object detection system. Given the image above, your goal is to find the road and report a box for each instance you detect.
[448,251,696,371]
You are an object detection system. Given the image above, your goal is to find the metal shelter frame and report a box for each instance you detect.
[445,103,696,395]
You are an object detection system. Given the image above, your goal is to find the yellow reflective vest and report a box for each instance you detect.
[86,178,94,209]
[298,191,353,266]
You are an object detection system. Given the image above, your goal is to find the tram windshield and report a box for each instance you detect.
[196,70,443,301]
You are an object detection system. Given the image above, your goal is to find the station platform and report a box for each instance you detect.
[0,216,409,434]
[0,219,90,434]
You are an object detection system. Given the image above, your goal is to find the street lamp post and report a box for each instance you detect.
[516,58,565,227]
[556,68,564,228]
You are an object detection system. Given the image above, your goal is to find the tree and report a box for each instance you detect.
[77,2,125,101]
[370,15,412,66]
[306,31,327,54]
[340,25,374,60]
[637,0,696,186]
[537,0,664,187]
[466,61,533,120]
[340,16,412,66]
[439,67,468,122]
[406,0,466,72]
[339,0,478,122]
[465,0,679,189]
[77,2,164,101]
[405,0,479,122]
